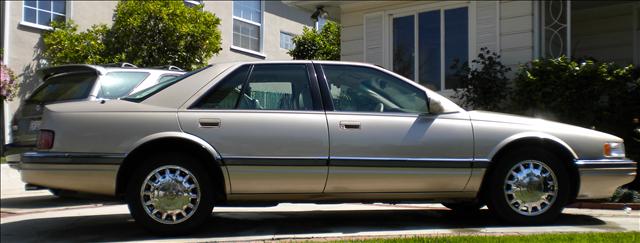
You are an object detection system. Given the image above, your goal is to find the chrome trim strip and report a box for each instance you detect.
[222,156,486,168]
[21,152,126,165]
[575,159,637,169]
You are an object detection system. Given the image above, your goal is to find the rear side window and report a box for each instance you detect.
[193,64,315,111]
[157,75,182,83]
[28,72,97,103]
[97,71,150,99]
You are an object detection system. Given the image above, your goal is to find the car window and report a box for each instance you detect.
[27,72,97,103]
[322,65,428,113]
[157,75,181,83]
[194,64,314,111]
[123,65,211,103]
[97,71,150,99]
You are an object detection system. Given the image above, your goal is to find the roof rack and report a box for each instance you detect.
[149,65,185,72]
[100,62,138,68]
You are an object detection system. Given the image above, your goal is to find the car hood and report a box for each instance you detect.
[467,110,622,142]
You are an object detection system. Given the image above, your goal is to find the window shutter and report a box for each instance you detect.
[364,14,384,66]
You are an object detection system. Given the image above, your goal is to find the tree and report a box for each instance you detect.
[106,0,222,70]
[42,21,113,66]
[42,0,222,70]
[288,21,340,60]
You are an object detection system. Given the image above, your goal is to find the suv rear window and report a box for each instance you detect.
[97,71,150,99]
[27,72,97,104]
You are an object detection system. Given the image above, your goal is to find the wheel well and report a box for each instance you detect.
[115,138,227,203]
[479,138,580,202]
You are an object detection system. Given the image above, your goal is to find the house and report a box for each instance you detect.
[0,0,314,146]
[287,0,640,93]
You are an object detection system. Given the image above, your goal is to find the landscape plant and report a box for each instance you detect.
[0,49,19,101]
[288,21,341,60]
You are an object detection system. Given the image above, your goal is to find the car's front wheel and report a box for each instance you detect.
[126,153,214,235]
[486,148,569,225]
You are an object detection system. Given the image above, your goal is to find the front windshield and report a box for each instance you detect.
[122,65,211,103]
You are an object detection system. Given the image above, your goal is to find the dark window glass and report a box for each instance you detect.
[193,65,250,109]
[157,75,181,83]
[194,64,314,111]
[37,10,51,26]
[24,0,37,8]
[97,72,150,99]
[418,10,441,90]
[24,7,37,23]
[37,0,51,11]
[52,0,66,14]
[322,65,427,114]
[444,7,468,89]
[392,15,415,80]
[27,72,97,103]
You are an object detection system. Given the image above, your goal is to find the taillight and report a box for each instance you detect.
[37,130,55,149]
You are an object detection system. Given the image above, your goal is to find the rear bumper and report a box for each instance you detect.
[575,159,637,199]
[13,151,124,196]
[4,143,35,169]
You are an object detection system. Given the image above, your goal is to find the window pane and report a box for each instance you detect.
[52,0,66,14]
[53,14,65,23]
[392,15,415,80]
[27,73,97,103]
[157,75,181,83]
[233,0,261,23]
[280,32,294,50]
[98,72,150,99]
[233,19,260,52]
[37,0,51,11]
[322,65,428,113]
[240,64,313,110]
[418,10,441,90]
[25,0,37,8]
[444,7,468,89]
[193,65,250,109]
[24,7,37,23]
[37,11,51,26]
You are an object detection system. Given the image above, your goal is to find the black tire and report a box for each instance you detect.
[442,201,485,212]
[486,147,570,225]
[126,152,214,235]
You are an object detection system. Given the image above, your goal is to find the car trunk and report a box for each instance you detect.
[9,72,99,149]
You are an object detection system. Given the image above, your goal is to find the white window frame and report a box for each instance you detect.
[383,2,475,91]
[231,0,265,57]
[20,0,68,31]
[279,31,295,51]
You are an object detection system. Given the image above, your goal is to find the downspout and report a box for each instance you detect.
[2,0,10,149]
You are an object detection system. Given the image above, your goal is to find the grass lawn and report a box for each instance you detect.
[334,232,640,243]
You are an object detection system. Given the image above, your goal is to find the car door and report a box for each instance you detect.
[317,64,474,193]
[178,63,329,194]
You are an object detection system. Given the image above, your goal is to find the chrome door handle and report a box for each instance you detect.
[199,118,221,128]
[339,121,361,129]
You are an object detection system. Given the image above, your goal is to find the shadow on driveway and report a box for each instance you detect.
[0,209,610,243]
[1,195,121,210]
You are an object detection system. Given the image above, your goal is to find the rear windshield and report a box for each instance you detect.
[122,65,211,103]
[27,72,97,104]
[97,71,150,99]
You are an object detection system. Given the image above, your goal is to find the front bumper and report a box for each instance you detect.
[575,159,637,199]
[12,151,124,196]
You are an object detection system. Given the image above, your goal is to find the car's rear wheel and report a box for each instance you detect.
[486,148,569,225]
[126,153,214,235]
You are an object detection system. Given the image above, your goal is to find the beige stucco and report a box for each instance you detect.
[2,0,313,143]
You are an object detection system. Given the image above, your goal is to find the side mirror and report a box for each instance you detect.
[428,97,445,114]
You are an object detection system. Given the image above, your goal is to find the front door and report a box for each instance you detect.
[318,64,474,193]
[179,64,328,194]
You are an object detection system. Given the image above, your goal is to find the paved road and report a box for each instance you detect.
[1,165,639,242]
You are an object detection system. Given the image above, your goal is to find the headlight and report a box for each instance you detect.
[603,142,625,157]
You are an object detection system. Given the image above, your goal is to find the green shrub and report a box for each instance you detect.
[452,47,511,111]
[43,21,113,66]
[288,21,341,60]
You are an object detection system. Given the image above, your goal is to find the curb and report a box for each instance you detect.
[567,202,640,210]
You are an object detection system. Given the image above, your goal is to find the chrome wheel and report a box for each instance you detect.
[504,160,558,216]
[140,165,201,224]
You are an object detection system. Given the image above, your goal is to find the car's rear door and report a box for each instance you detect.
[317,64,474,193]
[178,63,329,194]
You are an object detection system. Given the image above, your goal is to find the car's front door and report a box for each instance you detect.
[179,63,329,194]
[317,64,474,193]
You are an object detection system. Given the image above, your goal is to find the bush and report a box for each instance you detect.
[0,49,19,101]
[288,21,340,60]
[452,47,511,111]
[43,21,113,66]
[42,0,222,70]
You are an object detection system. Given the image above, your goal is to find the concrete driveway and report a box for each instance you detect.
[1,164,639,242]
